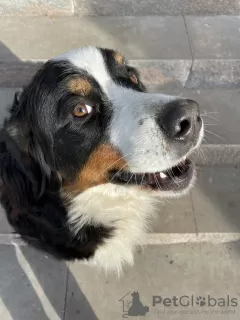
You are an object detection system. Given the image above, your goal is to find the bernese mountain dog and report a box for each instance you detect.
[0,47,203,273]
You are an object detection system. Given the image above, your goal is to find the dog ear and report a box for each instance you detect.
[0,128,51,204]
[2,88,58,197]
[0,85,59,200]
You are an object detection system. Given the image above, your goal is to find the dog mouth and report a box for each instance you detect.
[109,158,194,192]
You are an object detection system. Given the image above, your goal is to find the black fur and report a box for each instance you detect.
[0,48,144,261]
[100,48,146,92]
[0,60,114,260]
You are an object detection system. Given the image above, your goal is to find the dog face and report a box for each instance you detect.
[56,47,203,195]
[5,47,202,198]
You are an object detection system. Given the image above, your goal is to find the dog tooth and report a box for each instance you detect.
[160,172,167,179]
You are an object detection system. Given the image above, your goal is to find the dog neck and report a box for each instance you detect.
[67,183,159,274]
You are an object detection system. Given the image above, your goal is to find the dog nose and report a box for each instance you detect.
[158,99,201,141]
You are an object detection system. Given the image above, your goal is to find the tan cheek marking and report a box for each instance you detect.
[64,144,127,195]
[113,52,124,65]
[69,78,92,96]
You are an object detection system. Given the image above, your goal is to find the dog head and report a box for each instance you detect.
[2,47,203,200]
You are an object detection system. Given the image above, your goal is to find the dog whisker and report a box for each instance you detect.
[201,114,220,123]
[204,129,227,143]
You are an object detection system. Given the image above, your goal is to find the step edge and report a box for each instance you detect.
[1,232,239,246]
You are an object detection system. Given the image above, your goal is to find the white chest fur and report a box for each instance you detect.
[68,183,159,274]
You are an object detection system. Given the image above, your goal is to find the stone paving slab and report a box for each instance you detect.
[191,144,240,167]
[0,16,192,87]
[65,243,240,319]
[153,195,196,233]
[0,204,13,234]
[185,16,240,59]
[0,60,192,88]
[0,16,240,88]
[0,245,67,320]
[184,16,240,88]
[186,59,240,89]
[192,167,240,233]
[0,16,190,60]
[0,61,42,87]
[1,0,240,16]
[75,0,240,16]
[0,0,73,16]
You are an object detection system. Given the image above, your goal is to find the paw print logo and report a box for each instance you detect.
[196,296,206,307]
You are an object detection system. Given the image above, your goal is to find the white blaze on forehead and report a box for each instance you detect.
[52,46,174,103]
[53,46,113,95]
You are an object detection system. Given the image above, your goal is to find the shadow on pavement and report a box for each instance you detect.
[0,41,43,87]
[0,245,99,320]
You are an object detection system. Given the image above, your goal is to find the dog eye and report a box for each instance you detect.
[73,103,93,117]
[130,74,138,84]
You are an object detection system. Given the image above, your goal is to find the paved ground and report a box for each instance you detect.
[1,0,240,16]
[2,241,240,320]
[1,15,240,88]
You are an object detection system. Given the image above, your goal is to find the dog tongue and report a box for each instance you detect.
[159,172,167,178]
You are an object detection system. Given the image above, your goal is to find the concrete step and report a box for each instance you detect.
[1,0,240,16]
[0,16,240,88]
[75,0,240,16]
[0,0,74,16]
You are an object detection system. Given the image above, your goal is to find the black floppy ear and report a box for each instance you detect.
[3,97,58,196]
[0,128,50,204]
[7,87,56,180]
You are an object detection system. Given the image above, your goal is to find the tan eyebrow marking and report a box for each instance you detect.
[69,78,92,96]
[113,51,124,65]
